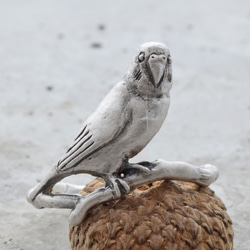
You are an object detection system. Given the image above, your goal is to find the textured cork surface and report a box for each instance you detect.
[69,179,233,249]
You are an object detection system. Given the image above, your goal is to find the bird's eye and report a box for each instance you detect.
[138,52,145,63]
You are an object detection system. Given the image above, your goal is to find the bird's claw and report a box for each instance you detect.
[109,177,130,199]
[129,162,152,173]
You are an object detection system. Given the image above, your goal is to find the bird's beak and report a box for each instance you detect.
[147,54,166,88]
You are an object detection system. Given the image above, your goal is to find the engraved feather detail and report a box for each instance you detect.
[133,69,142,81]
[57,125,95,171]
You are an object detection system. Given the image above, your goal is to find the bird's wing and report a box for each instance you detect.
[57,82,131,172]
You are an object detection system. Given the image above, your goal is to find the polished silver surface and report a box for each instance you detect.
[27,42,218,226]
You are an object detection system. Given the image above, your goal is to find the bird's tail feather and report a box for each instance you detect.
[26,166,69,205]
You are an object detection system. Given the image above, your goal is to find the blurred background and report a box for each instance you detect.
[0,0,249,249]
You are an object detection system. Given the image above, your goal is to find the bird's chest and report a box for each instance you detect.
[129,96,169,135]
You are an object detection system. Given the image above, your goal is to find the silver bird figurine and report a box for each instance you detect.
[28,42,172,199]
[27,42,218,225]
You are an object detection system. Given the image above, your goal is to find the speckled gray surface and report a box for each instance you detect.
[0,1,249,249]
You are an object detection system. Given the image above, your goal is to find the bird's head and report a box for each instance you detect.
[126,42,172,97]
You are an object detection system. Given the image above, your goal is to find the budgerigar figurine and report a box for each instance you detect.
[27,42,218,226]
